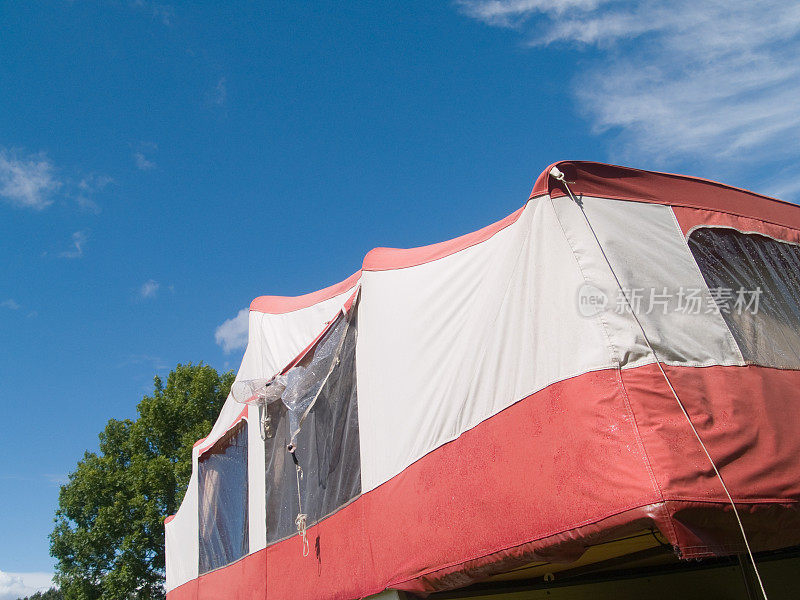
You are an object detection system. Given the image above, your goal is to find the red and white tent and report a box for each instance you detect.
[165,161,800,599]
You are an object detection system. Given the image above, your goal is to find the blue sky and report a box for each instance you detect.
[1,1,799,596]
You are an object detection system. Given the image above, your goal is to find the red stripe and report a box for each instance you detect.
[167,549,266,600]
[249,271,361,315]
[533,161,800,230]
[619,364,800,506]
[672,206,800,241]
[247,206,525,314]
[169,364,800,599]
[362,206,526,271]
[529,160,564,197]
[265,364,800,598]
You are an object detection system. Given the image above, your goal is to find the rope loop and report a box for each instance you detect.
[295,512,310,557]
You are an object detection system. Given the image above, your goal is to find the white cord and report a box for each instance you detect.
[294,462,309,557]
[550,168,768,600]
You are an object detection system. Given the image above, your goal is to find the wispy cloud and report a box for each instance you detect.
[763,172,800,203]
[43,473,69,486]
[457,1,800,197]
[131,0,174,26]
[215,307,249,353]
[74,174,113,213]
[0,148,61,210]
[133,141,158,171]
[1,298,36,317]
[457,0,603,26]
[139,279,160,299]
[59,231,88,259]
[207,77,227,107]
[134,154,154,173]
[0,570,53,600]
[134,152,156,170]
[0,146,113,211]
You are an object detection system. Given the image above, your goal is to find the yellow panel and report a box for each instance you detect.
[485,530,669,582]
[429,555,800,600]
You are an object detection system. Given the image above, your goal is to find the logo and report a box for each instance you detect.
[577,283,608,317]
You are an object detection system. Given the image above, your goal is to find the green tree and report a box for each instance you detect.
[50,363,234,600]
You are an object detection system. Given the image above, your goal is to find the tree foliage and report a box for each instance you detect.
[50,363,234,600]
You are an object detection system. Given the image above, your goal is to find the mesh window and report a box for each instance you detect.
[688,227,800,368]
[198,421,249,573]
[264,311,361,545]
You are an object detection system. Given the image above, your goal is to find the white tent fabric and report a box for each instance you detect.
[356,195,744,492]
[165,471,198,589]
[243,287,359,381]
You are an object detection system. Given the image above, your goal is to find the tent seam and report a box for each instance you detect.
[546,194,621,367]
[614,368,680,546]
[546,194,677,546]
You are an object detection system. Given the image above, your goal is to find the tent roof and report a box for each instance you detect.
[532,160,800,229]
[250,160,800,315]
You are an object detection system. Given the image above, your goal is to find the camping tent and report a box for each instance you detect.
[164,161,800,600]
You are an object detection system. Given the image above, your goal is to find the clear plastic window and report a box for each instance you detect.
[198,421,249,573]
[688,227,800,368]
[264,311,361,545]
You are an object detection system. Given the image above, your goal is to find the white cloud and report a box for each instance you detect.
[208,77,227,107]
[458,1,800,177]
[1,299,20,310]
[0,148,61,210]
[133,142,158,171]
[764,174,800,203]
[0,147,111,212]
[457,0,603,26]
[0,571,53,600]
[75,174,113,213]
[151,4,174,25]
[139,279,160,299]
[131,0,174,26]
[44,473,69,486]
[59,231,87,259]
[134,151,156,171]
[75,195,101,213]
[215,307,249,353]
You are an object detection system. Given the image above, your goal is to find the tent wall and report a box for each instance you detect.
[165,470,199,590]
[356,195,748,494]
[165,162,800,600]
[165,285,358,593]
